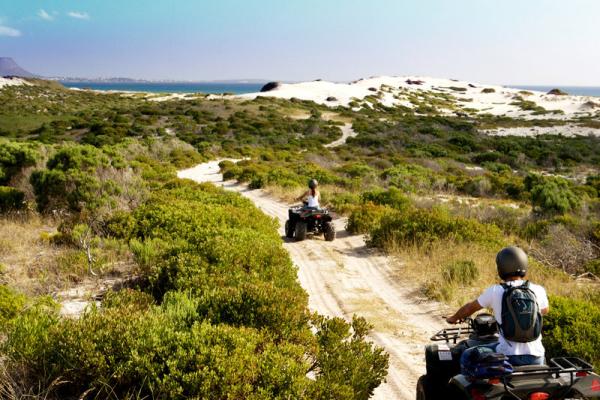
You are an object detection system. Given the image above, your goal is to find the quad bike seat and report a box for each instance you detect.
[513,364,550,372]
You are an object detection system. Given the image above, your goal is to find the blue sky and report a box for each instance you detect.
[1,0,599,84]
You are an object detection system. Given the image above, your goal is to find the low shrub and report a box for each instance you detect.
[525,174,580,214]
[346,203,397,235]
[0,186,25,212]
[3,178,389,398]
[0,141,40,185]
[543,296,600,368]
[584,259,600,276]
[0,285,26,328]
[361,187,411,210]
[368,206,503,249]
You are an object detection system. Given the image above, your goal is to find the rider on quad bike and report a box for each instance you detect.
[285,179,335,241]
[296,178,320,208]
[417,313,600,399]
[446,246,549,367]
[415,247,600,399]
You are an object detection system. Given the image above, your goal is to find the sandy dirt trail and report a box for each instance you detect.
[178,161,447,400]
[324,123,358,148]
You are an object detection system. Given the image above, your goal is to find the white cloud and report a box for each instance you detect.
[38,9,54,21]
[67,11,90,20]
[0,25,21,37]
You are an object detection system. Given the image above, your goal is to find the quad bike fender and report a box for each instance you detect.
[570,375,600,398]
[450,375,510,399]
[449,375,471,393]
[448,375,480,399]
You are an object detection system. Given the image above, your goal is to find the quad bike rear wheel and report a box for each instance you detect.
[323,221,335,241]
[294,222,307,241]
[416,375,440,400]
[285,220,295,238]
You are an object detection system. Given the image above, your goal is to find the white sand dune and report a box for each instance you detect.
[0,76,27,89]
[239,76,600,121]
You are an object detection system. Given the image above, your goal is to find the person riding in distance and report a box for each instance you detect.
[446,246,549,366]
[296,179,320,209]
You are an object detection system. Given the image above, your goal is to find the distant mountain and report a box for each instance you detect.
[0,57,36,78]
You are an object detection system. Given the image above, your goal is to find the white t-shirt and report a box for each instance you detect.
[307,193,320,208]
[477,280,549,357]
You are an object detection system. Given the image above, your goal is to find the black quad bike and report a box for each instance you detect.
[285,204,335,241]
[417,314,600,400]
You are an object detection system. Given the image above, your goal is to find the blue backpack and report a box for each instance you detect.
[461,346,513,379]
[500,281,542,343]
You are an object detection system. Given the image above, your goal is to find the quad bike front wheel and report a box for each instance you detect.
[294,221,307,241]
[285,220,295,238]
[323,221,335,241]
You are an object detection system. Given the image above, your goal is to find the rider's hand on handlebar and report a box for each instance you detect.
[445,315,460,324]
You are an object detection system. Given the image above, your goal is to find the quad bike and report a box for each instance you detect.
[285,204,335,241]
[417,314,600,400]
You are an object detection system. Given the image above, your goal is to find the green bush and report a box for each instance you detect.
[584,259,600,276]
[525,174,580,214]
[346,203,397,234]
[309,315,389,400]
[46,144,108,172]
[30,145,122,214]
[3,178,389,398]
[543,296,600,368]
[368,206,503,249]
[382,163,444,193]
[361,187,411,210]
[341,162,375,178]
[0,285,26,328]
[0,141,39,185]
[0,186,25,212]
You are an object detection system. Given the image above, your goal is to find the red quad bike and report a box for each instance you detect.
[417,314,600,400]
[285,204,335,241]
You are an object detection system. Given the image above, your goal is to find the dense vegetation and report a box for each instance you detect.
[0,83,387,398]
[2,176,388,398]
[1,79,599,397]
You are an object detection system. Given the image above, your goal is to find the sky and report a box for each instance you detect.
[0,0,599,85]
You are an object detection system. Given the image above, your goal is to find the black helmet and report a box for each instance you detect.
[308,179,318,189]
[496,246,528,280]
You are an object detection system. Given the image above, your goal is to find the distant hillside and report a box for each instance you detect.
[0,57,36,78]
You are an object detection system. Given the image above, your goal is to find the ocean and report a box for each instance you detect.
[59,81,600,97]
[60,81,264,94]
[513,86,600,97]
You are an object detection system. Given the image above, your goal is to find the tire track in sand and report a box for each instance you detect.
[178,162,447,400]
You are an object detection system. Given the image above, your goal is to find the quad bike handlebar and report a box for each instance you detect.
[433,314,498,343]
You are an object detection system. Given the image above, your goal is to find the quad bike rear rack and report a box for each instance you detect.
[500,357,594,399]
[430,326,474,344]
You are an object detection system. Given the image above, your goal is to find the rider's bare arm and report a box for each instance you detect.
[541,307,549,315]
[446,300,482,324]
[296,190,308,202]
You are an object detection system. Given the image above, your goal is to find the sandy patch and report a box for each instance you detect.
[483,124,600,137]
